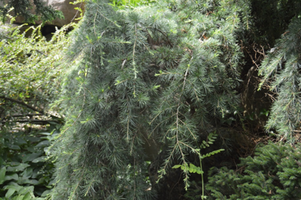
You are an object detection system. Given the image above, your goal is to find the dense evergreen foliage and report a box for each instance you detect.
[259,18,301,142]
[52,0,250,199]
[207,142,301,199]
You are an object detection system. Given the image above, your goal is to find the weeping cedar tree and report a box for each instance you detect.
[259,16,301,142]
[51,0,250,199]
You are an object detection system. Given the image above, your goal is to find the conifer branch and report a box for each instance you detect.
[96,9,121,28]
[146,26,173,47]
[132,23,138,80]
[178,118,197,140]
[70,168,85,199]
[149,113,176,138]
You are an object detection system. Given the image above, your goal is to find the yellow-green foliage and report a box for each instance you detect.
[0,22,72,199]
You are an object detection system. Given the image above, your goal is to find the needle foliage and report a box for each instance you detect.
[207,142,301,199]
[51,0,250,199]
[259,17,301,142]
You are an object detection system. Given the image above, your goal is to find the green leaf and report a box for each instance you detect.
[21,168,33,179]
[21,153,42,162]
[9,145,21,150]
[22,192,33,200]
[173,163,204,174]
[5,173,19,181]
[0,167,6,184]
[201,149,224,159]
[32,156,46,163]
[35,140,50,148]
[4,184,23,198]
[21,178,39,185]
[188,163,203,174]
[7,163,30,172]
[19,186,34,195]
[15,138,27,146]
[172,165,182,169]
[5,188,16,198]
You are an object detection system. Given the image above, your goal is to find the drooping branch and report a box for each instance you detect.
[1,119,62,125]
[3,113,43,118]
[1,113,63,124]
[0,96,61,120]
[0,96,44,113]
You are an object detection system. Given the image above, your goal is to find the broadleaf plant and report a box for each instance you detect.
[173,132,224,199]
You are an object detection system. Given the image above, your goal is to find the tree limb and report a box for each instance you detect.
[0,96,62,120]
[0,96,43,113]
[2,119,62,125]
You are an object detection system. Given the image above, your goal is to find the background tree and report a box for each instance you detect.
[207,142,301,199]
[206,0,301,198]
[259,17,301,142]
[0,0,62,23]
[239,0,301,131]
